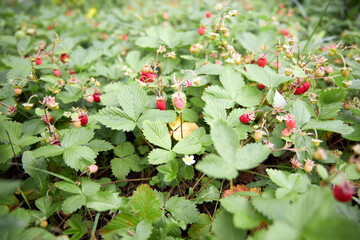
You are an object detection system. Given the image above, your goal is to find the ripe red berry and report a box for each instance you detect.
[47,25,53,30]
[53,69,61,77]
[205,12,212,18]
[43,115,54,124]
[198,26,206,35]
[93,92,102,103]
[285,115,296,129]
[69,69,76,75]
[122,34,128,41]
[293,81,309,95]
[60,53,69,63]
[156,100,166,110]
[35,57,42,65]
[146,72,157,82]
[301,81,310,93]
[79,115,88,126]
[281,128,292,137]
[239,113,253,124]
[257,56,268,68]
[257,83,266,90]
[332,183,354,202]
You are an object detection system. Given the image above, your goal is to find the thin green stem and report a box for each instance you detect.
[303,0,333,52]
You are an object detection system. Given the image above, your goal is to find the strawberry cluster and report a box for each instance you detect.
[139,65,157,83]
[292,81,310,95]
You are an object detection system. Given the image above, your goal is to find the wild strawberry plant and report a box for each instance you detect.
[0,0,360,239]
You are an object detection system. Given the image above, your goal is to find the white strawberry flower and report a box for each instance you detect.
[182,155,195,166]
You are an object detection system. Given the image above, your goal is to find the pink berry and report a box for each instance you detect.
[281,128,291,137]
[285,115,296,129]
[174,96,185,110]
[53,69,61,77]
[86,95,94,103]
[88,164,98,173]
[205,12,212,18]
[198,26,206,35]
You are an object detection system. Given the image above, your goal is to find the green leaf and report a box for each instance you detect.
[188,214,212,239]
[237,31,274,52]
[251,197,291,221]
[235,143,270,170]
[137,109,176,128]
[85,139,113,153]
[157,160,178,182]
[172,135,201,154]
[148,149,176,165]
[136,36,159,48]
[81,178,101,196]
[273,90,287,109]
[196,154,238,180]
[62,195,86,214]
[203,101,227,125]
[235,85,263,107]
[130,184,162,223]
[0,120,22,144]
[212,209,247,240]
[70,46,102,67]
[135,220,153,240]
[56,85,83,103]
[0,179,21,197]
[35,197,60,218]
[165,196,199,224]
[32,145,64,158]
[2,56,32,79]
[55,181,82,194]
[289,100,314,127]
[111,158,130,179]
[117,82,147,121]
[114,142,135,158]
[343,124,360,141]
[61,128,94,149]
[63,145,96,171]
[211,120,238,162]
[95,107,136,131]
[142,120,171,150]
[316,164,329,180]
[202,85,234,109]
[195,63,223,75]
[0,145,21,163]
[62,214,87,240]
[244,64,291,88]
[266,169,308,198]
[19,135,41,147]
[318,88,346,120]
[22,151,47,185]
[101,212,140,234]
[302,119,353,135]
[126,50,142,70]
[86,191,122,211]
[220,66,245,99]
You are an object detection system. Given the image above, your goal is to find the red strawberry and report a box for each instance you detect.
[35,57,42,65]
[198,26,206,35]
[93,92,102,103]
[257,83,266,90]
[205,12,212,18]
[174,96,185,110]
[281,128,291,137]
[69,69,76,75]
[293,81,310,95]
[257,55,268,68]
[53,69,61,77]
[43,115,54,124]
[156,100,166,110]
[79,115,88,126]
[239,113,254,124]
[47,25,53,30]
[285,115,296,129]
[162,12,169,20]
[146,72,157,82]
[122,34,128,41]
[333,182,354,202]
[60,53,69,63]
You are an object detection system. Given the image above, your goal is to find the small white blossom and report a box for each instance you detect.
[182,155,195,166]
[63,111,72,117]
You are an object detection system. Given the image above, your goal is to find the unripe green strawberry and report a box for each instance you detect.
[341,68,350,77]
